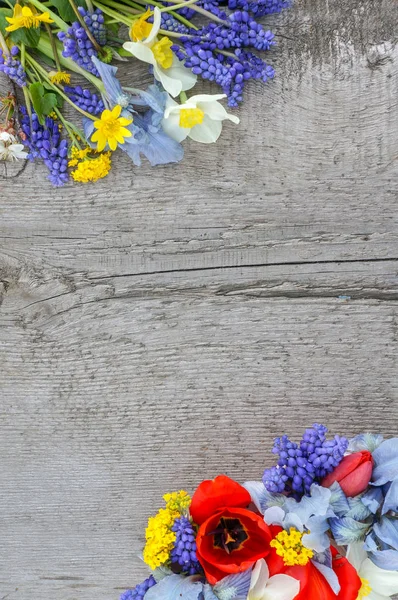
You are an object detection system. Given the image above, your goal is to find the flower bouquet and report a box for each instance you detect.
[0,0,289,184]
[121,425,398,600]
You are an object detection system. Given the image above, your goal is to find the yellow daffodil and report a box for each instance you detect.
[123,7,196,97]
[91,105,133,152]
[6,4,54,31]
[49,71,71,85]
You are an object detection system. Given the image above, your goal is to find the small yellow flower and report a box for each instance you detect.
[6,4,54,31]
[69,148,112,183]
[152,36,174,69]
[91,105,132,152]
[49,71,71,85]
[130,9,153,42]
[270,528,314,567]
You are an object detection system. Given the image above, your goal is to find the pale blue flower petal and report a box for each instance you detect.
[243,481,284,514]
[91,57,128,106]
[372,438,398,486]
[203,585,218,600]
[123,84,166,114]
[362,487,384,514]
[303,516,330,552]
[369,549,398,571]
[145,575,203,600]
[348,433,384,453]
[329,482,350,517]
[329,517,369,545]
[373,517,398,551]
[213,569,252,600]
[312,560,340,595]
[263,506,286,526]
[382,478,398,514]
[123,115,183,166]
[364,531,379,552]
[284,484,332,523]
[284,512,304,532]
[346,495,372,521]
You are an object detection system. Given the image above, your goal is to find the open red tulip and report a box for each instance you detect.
[321,451,373,497]
[190,474,252,525]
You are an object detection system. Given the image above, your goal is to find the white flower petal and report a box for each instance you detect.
[161,110,190,143]
[197,99,240,124]
[123,41,156,66]
[346,542,368,571]
[369,592,390,600]
[361,558,398,597]
[146,6,161,44]
[188,114,222,143]
[167,56,197,92]
[248,559,270,600]
[262,575,300,600]
[154,63,183,97]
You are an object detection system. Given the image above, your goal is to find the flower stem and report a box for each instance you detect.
[86,0,95,12]
[45,23,62,72]
[20,43,33,120]
[54,106,82,148]
[92,1,132,26]
[0,30,10,56]
[159,0,226,24]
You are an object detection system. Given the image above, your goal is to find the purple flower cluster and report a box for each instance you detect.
[228,0,291,17]
[263,424,348,495]
[64,85,105,115]
[78,6,107,46]
[20,109,69,187]
[174,44,274,107]
[158,12,190,34]
[0,47,27,87]
[58,23,99,76]
[171,516,202,575]
[120,576,156,600]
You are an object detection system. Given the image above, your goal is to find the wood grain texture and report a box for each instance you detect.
[1,0,398,598]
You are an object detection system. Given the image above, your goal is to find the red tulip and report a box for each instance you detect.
[321,451,373,497]
[191,475,272,584]
[267,529,361,600]
[190,474,251,525]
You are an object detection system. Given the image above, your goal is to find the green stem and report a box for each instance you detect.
[98,0,140,14]
[101,0,197,30]
[28,0,68,31]
[92,1,132,26]
[45,22,62,72]
[86,0,95,12]
[160,0,226,23]
[179,91,187,103]
[54,106,81,148]
[67,0,105,55]
[26,54,97,120]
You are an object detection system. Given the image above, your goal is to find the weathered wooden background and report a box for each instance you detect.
[1,0,398,598]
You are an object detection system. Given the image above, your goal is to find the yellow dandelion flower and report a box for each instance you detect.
[6,4,54,31]
[130,9,153,42]
[91,105,132,152]
[49,71,71,85]
[70,151,112,183]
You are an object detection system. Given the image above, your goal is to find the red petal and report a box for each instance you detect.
[190,475,251,525]
[340,460,373,497]
[332,551,362,600]
[322,452,372,493]
[196,507,272,582]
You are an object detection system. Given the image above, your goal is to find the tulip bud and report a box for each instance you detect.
[321,451,373,497]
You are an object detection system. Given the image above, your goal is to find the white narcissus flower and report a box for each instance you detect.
[0,131,28,161]
[162,94,240,144]
[346,542,398,600]
[123,7,196,97]
[247,559,300,600]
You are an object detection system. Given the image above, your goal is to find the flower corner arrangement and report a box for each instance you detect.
[0,0,290,185]
[121,425,398,600]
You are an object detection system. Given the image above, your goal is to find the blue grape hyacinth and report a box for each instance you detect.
[171,516,202,575]
[120,576,156,600]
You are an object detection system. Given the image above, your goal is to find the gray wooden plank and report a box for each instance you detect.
[1,294,398,599]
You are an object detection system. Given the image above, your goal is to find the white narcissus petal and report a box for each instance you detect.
[361,558,398,597]
[123,42,156,67]
[198,99,240,123]
[161,110,190,143]
[145,6,161,44]
[188,114,222,143]
[153,63,183,97]
[346,542,368,572]
[188,93,227,104]
[262,575,300,600]
[166,56,197,92]
[248,559,270,600]
[368,592,390,600]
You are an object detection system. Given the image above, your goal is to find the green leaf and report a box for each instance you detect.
[9,26,41,48]
[49,0,86,22]
[0,8,12,35]
[29,81,58,124]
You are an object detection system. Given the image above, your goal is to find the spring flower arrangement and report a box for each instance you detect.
[0,0,290,185]
[121,425,398,600]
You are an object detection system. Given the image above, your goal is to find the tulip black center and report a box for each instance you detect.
[211,517,248,554]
